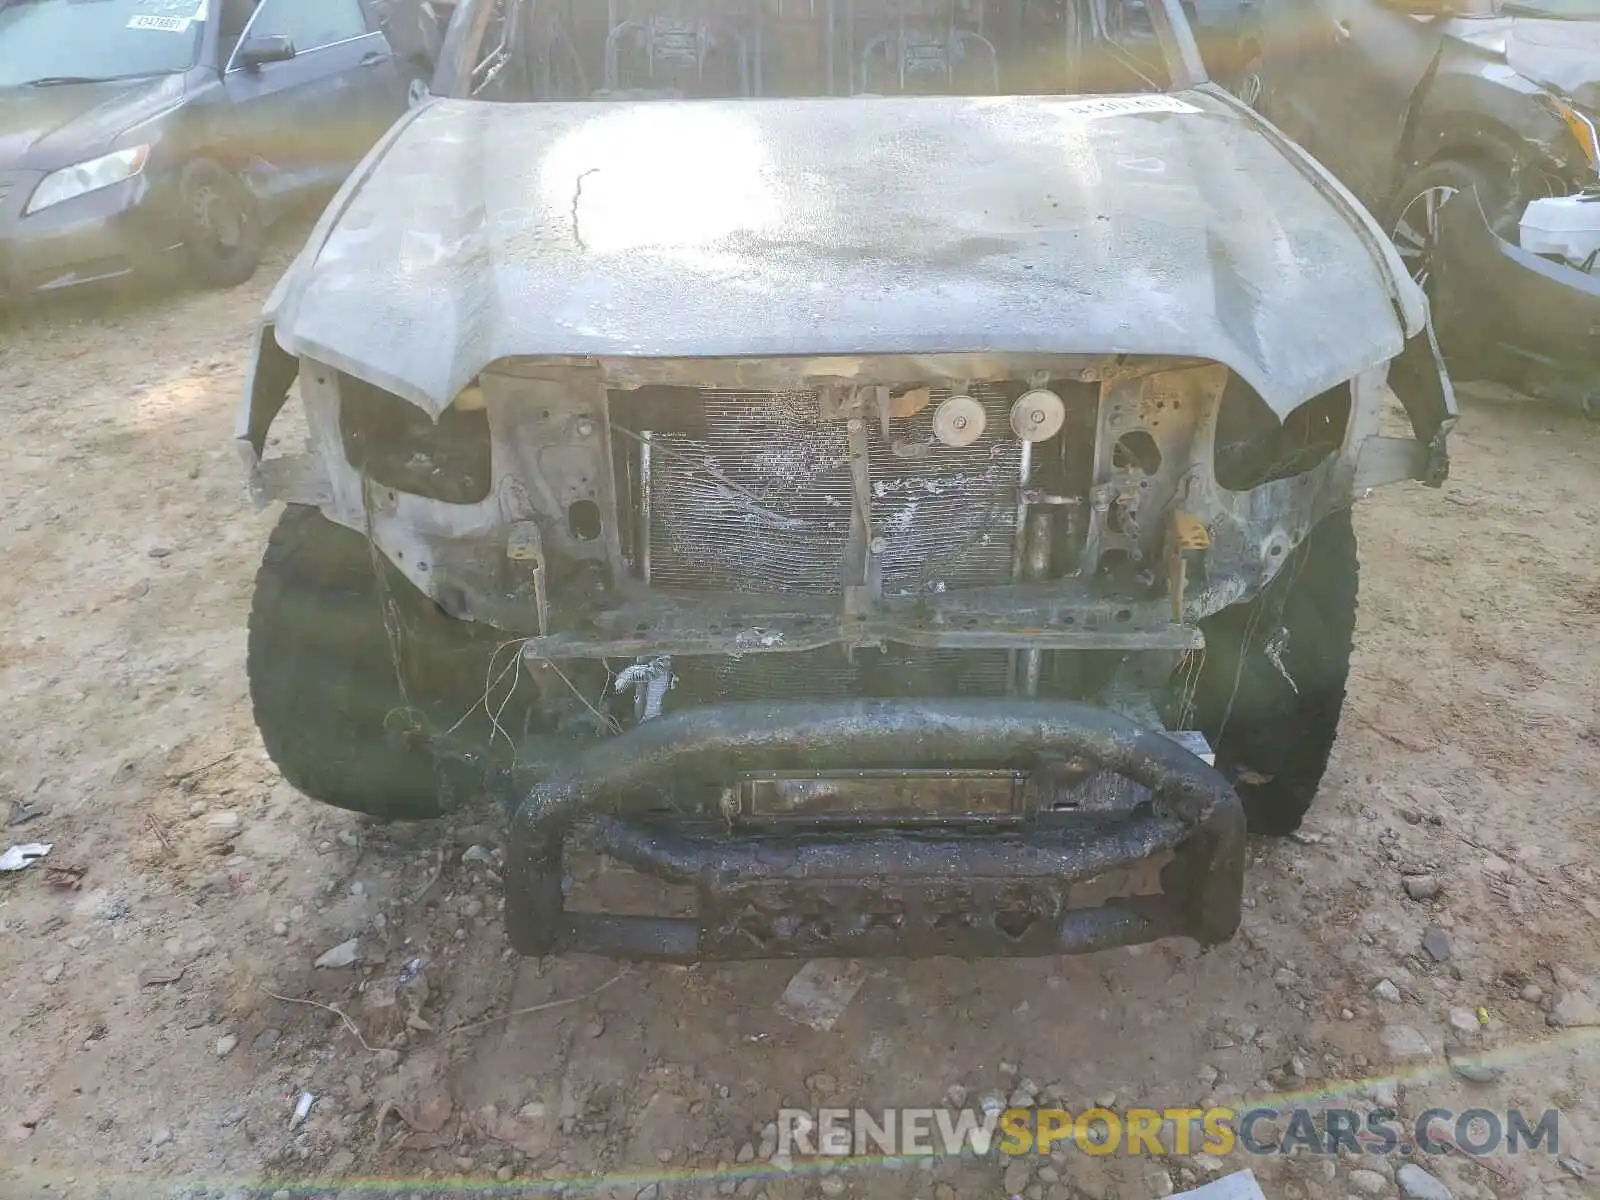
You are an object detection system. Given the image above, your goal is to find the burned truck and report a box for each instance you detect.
[237,0,1454,962]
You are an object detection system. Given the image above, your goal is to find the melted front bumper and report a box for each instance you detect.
[502,699,1246,961]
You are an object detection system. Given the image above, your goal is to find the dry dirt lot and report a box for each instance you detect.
[1,235,1598,1200]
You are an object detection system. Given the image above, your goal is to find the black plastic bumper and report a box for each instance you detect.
[504,700,1246,961]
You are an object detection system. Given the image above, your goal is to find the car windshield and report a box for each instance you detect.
[1502,0,1600,15]
[433,0,1195,102]
[0,0,206,88]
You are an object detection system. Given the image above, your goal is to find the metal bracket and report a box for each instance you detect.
[506,520,549,634]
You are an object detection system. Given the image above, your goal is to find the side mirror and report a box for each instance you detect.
[238,34,296,69]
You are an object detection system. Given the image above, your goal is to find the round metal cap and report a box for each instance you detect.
[932,394,986,448]
[1010,389,1067,443]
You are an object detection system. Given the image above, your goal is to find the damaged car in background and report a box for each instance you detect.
[237,0,1454,963]
[1251,0,1600,416]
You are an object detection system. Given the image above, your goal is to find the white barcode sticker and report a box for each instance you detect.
[128,13,191,32]
[1055,94,1202,118]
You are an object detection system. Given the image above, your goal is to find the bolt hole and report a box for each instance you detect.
[1269,544,1283,557]
[1115,609,1132,623]
[566,500,601,541]
[538,408,552,420]
[635,621,650,633]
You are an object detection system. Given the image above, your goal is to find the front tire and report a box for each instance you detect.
[178,159,263,289]
[248,506,518,820]
[1169,509,1359,836]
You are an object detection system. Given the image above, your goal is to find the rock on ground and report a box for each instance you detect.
[1397,1163,1454,1200]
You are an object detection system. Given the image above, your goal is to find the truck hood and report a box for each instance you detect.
[265,91,1422,420]
[1503,17,1600,106]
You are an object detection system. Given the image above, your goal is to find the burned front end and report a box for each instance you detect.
[243,344,1443,959]
[237,89,1451,960]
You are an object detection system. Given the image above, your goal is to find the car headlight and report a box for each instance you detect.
[25,145,151,215]
[1546,96,1600,175]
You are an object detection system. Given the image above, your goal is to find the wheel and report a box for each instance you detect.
[248,506,523,820]
[1226,43,1265,112]
[178,159,263,289]
[399,53,434,108]
[1388,157,1509,374]
[1167,508,1359,836]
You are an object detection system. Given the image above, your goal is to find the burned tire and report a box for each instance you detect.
[1169,508,1358,836]
[179,159,263,290]
[248,505,516,820]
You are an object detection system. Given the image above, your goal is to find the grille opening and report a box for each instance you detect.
[338,374,491,505]
[1214,378,1350,492]
[619,384,1027,597]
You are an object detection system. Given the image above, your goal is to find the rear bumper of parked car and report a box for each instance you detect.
[0,171,183,301]
[502,699,1246,961]
[1440,190,1600,374]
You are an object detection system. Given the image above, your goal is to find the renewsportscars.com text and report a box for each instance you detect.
[773,1106,1561,1159]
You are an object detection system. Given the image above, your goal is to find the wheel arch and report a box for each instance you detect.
[1395,67,1581,208]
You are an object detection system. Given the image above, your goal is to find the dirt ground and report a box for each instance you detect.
[1,231,1598,1200]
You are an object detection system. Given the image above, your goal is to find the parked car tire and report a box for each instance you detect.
[1168,508,1358,836]
[1388,157,1510,376]
[402,56,434,108]
[178,158,264,289]
[1225,42,1265,111]
[248,505,519,820]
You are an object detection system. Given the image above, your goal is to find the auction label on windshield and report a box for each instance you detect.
[127,1,205,31]
[1055,95,1202,118]
[128,14,192,31]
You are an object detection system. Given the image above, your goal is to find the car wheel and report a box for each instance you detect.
[1226,45,1265,112]
[1166,508,1358,836]
[248,505,526,820]
[178,159,263,289]
[1389,157,1509,371]
[402,56,433,108]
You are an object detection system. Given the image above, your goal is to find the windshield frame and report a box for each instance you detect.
[431,0,1209,102]
[0,0,207,89]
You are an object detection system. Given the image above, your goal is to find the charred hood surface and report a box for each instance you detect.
[265,91,1422,419]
